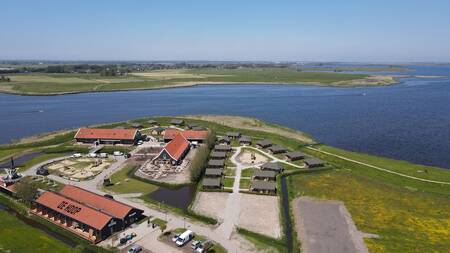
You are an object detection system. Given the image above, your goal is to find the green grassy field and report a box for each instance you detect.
[0,68,384,95]
[104,165,159,194]
[0,211,77,253]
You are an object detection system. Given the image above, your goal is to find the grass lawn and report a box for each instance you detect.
[223,177,235,188]
[241,168,256,177]
[288,169,450,253]
[21,176,64,191]
[104,165,159,194]
[239,178,251,189]
[0,211,77,253]
[224,168,235,176]
[19,153,67,172]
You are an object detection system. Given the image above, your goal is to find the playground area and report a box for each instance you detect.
[235,148,270,166]
[45,157,115,180]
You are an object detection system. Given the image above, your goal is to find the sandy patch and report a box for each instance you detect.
[192,192,230,222]
[46,157,114,180]
[332,75,397,86]
[238,194,281,238]
[236,149,269,166]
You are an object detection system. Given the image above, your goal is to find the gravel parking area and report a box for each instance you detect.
[238,194,281,238]
[293,197,370,253]
[191,192,230,222]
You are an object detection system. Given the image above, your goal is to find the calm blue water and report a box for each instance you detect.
[0,65,449,169]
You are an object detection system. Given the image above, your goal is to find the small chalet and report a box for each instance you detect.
[256,139,272,149]
[214,145,232,152]
[130,123,143,129]
[151,127,166,136]
[152,134,190,165]
[304,158,325,168]
[170,119,184,126]
[74,128,140,145]
[267,145,287,154]
[210,151,227,160]
[285,151,305,161]
[253,170,276,181]
[239,136,252,145]
[217,136,231,145]
[205,168,223,177]
[251,181,276,194]
[226,132,241,139]
[202,178,222,189]
[208,159,225,168]
[260,162,284,173]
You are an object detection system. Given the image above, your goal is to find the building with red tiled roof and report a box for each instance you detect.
[31,186,143,243]
[164,129,209,143]
[153,133,190,165]
[74,127,141,145]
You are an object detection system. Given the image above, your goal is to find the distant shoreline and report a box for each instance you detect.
[0,76,398,97]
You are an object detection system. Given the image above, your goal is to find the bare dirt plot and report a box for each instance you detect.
[292,197,371,253]
[238,194,281,238]
[236,149,269,166]
[191,192,230,222]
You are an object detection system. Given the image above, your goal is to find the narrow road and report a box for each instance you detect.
[307,147,450,185]
[215,147,243,239]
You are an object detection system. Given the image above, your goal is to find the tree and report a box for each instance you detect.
[14,180,38,205]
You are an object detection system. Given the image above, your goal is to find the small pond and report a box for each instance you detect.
[148,185,196,211]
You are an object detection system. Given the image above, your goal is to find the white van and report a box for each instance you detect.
[88,153,97,158]
[175,230,194,247]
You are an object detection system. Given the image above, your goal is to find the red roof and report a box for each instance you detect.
[164,129,209,140]
[75,128,138,141]
[35,191,112,230]
[59,185,134,219]
[162,133,190,161]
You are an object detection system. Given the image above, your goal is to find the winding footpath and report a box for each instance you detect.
[307,147,450,185]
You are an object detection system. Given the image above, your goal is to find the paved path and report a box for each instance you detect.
[215,147,243,239]
[293,197,371,253]
[307,147,450,185]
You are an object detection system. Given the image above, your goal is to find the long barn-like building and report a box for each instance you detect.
[74,128,141,145]
[31,185,143,243]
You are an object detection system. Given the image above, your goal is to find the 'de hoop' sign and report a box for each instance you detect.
[57,201,82,215]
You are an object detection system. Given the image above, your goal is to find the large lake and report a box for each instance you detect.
[1,65,449,169]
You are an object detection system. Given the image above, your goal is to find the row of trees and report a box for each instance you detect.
[190,130,216,182]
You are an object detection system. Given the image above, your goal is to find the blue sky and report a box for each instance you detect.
[2,0,450,62]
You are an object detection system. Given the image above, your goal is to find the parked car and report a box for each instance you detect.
[137,140,144,145]
[88,153,97,158]
[196,240,213,253]
[171,233,180,242]
[127,245,142,253]
[71,153,82,158]
[113,151,123,156]
[191,240,201,250]
[175,230,194,247]
[99,153,108,158]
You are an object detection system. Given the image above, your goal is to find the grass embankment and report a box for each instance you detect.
[0,68,392,95]
[0,211,77,253]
